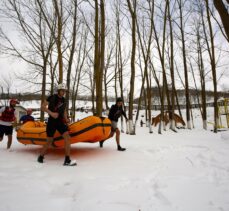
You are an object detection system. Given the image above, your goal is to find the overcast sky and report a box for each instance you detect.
[0,0,228,94]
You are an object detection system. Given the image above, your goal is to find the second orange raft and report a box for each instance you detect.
[17,116,111,147]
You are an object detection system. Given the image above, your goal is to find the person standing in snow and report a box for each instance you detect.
[100,97,128,151]
[0,99,19,149]
[19,108,35,124]
[37,83,76,166]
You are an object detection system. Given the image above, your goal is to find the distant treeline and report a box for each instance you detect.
[1,88,229,103]
[145,88,229,101]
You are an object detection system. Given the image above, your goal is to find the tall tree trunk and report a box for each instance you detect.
[94,0,105,117]
[117,11,126,133]
[152,2,169,133]
[167,0,176,131]
[126,0,137,135]
[189,59,203,120]
[94,0,101,116]
[197,27,207,129]
[205,0,218,133]
[66,0,78,114]
[98,0,105,116]
[178,0,191,129]
[40,64,47,121]
[213,0,229,41]
[135,0,154,133]
[135,58,146,128]
[150,59,163,128]
[71,29,88,122]
[53,0,64,83]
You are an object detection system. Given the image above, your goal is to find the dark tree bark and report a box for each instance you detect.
[178,0,191,129]
[205,0,218,133]
[126,0,137,135]
[213,0,229,41]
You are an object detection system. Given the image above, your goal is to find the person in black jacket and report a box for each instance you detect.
[101,97,128,151]
[37,83,76,166]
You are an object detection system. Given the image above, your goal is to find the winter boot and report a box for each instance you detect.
[37,155,44,163]
[99,140,104,148]
[117,145,126,151]
[63,156,77,166]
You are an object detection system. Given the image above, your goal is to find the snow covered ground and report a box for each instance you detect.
[0,109,229,211]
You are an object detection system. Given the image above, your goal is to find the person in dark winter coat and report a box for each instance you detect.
[100,97,128,151]
[37,83,76,166]
[0,99,19,149]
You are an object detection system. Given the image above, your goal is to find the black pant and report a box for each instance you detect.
[46,118,68,137]
[0,125,13,138]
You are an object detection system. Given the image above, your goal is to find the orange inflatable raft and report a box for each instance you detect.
[17,116,111,147]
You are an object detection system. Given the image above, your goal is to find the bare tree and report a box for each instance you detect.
[0,0,56,120]
[204,0,218,132]
[135,49,147,128]
[71,27,91,122]
[93,0,105,117]
[64,0,81,113]
[192,8,208,129]
[177,0,192,129]
[151,1,170,134]
[112,0,129,132]
[36,0,64,83]
[167,0,176,131]
[213,0,229,41]
[103,38,116,110]
[126,0,137,135]
[136,0,154,133]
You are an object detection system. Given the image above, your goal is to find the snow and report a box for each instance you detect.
[0,109,229,211]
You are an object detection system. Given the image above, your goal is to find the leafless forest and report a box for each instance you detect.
[0,0,228,133]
